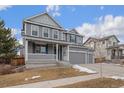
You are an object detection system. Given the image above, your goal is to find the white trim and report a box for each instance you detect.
[31,24,39,37]
[42,27,50,38]
[28,53,55,56]
[56,44,58,61]
[69,50,93,54]
[67,45,70,62]
[25,23,26,34]
[52,29,59,40]
[25,40,28,62]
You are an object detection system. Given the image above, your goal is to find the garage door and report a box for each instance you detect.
[69,52,86,64]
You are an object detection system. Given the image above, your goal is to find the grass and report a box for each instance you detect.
[58,78,124,88]
[0,67,89,87]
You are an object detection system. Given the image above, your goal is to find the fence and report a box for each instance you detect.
[95,57,106,63]
[11,57,25,66]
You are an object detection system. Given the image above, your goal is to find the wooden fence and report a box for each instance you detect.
[11,57,25,66]
[95,57,106,63]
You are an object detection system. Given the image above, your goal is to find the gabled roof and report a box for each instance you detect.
[83,37,99,45]
[69,29,79,34]
[100,35,120,42]
[24,12,63,29]
[83,35,120,45]
[68,28,84,36]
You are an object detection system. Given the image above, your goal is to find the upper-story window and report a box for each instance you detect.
[102,41,105,44]
[53,30,59,39]
[70,34,75,43]
[77,36,83,44]
[43,27,50,38]
[31,25,39,36]
[113,42,117,46]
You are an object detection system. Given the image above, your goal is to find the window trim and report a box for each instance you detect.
[70,34,76,43]
[31,25,39,37]
[53,29,59,40]
[42,27,50,38]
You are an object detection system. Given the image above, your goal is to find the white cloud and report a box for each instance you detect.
[100,6,104,10]
[76,15,124,42]
[0,5,12,11]
[46,5,61,17]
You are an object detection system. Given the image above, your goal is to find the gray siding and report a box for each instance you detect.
[39,26,42,37]
[28,42,33,53]
[26,23,31,35]
[29,13,61,28]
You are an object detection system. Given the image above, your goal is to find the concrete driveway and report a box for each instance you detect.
[80,63,124,77]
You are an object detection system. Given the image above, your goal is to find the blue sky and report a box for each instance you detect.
[0,5,124,43]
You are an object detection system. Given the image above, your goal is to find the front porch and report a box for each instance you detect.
[24,40,69,64]
[111,48,124,59]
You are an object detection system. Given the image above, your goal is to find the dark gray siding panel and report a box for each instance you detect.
[69,52,86,64]
[26,23,31,35]
[39,26,42,37]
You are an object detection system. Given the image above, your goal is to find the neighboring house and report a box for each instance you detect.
[17,45,24,57]
[21,12,94,67]
[84,35,120,60]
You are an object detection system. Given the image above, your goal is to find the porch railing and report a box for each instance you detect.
[111,55,124,59]
[28,53,56,60]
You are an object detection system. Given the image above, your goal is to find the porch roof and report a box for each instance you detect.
[107,44,124,49]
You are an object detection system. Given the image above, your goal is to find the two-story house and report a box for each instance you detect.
[84,35,120,60]
[22,13,94,67]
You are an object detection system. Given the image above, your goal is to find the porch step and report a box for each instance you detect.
[56,61,72,67]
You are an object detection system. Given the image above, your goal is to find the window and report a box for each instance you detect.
[35,45,47,54]
[113,42,116,46]
[77,36,83,44]
[53,30,58,39]
[43,27,50,38]
[70,34,75,43]
[102,41,105,44]
[40,46,47,53]
[31,25,39,36]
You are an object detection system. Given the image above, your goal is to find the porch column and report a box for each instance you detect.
[25,39,28,62]
[56,44,58,61]
[67,45,69,62]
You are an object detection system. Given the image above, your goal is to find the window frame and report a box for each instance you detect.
[42,27,50,38]
[31,25,39,37]
[53,29,59,39]
[70,34,76,43]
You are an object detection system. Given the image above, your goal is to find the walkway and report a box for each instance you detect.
[9,74,100,88]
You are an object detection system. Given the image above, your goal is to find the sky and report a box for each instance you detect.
[0,5,124,44]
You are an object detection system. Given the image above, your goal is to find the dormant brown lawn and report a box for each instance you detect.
[0,67,88,87]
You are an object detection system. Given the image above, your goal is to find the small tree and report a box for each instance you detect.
[0,19,17,63]
[94,31,105,80]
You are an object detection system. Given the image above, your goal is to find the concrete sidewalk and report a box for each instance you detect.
[9,74,100,88]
